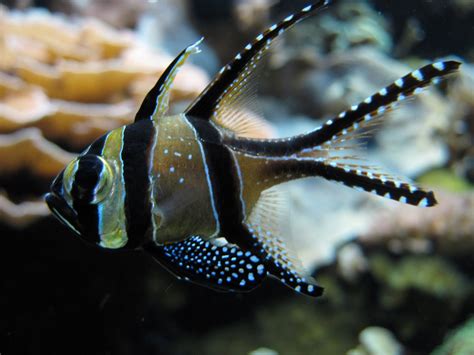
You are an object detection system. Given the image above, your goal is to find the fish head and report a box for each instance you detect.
[45,150,128,250]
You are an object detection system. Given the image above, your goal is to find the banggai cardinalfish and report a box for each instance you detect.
[45,0,461,297]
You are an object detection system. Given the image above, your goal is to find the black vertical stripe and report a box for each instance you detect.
[186,117,254,249]
[73,134,107,243]
[121,119,155,248]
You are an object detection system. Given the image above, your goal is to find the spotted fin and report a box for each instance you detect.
[246,186,324,297]
[135,38,203,122]
[309,160,437,207]
[185,1,330,125]
[144,236,267,292]
[226,60,461,155]
[297,60,462,154]
[261,157,437,207]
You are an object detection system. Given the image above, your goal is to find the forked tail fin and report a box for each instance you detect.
[226,60,461,156]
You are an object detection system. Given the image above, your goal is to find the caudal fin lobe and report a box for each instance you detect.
[227,60,461,156]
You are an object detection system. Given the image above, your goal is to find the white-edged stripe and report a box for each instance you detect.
[148,123,160,243]
[183,116,221,236]
[230,151,247,218]
[51,207,81,235]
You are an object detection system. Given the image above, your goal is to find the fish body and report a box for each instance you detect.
[45,1,461,297]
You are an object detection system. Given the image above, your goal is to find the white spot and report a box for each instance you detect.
[308,285,314,293]
[256,34,264,41]
[250,255,259,263]
[414,88,424,95]
[257,264,265,275]
[179,177,184,184]
[395,78,404,88]
[418,197,429,207]
[239,279,246,286]
[398,94,406,101]
[174,152,182,157]
[284,15,294,22]
[339,112,346,118]
[377,106,386,115]
[364,114,371,121]
[379,88,388,96]
[353,123,359,129]
[302,5,312,12]
[364,96,372,104]
[235,53,242,60]
[351,104,359,111]
[326,119,333,125]
[295,285,301,292]
[433,62,445,71]
[412,69,424,81]
[384,192,391,199]
[248,273,255,281]
[269,24,277,31]
[188,154,193,160]
[169,166,175,173]
[245,43,252,50]
[400,196,407,203]
[164,149,169,154]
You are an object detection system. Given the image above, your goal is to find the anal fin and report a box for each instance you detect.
[246,185,324,297]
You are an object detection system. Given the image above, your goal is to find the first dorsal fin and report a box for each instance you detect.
[185,1,330,123]
[134,38,203,122]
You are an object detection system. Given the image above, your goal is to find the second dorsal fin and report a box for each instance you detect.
[134,38,203,122]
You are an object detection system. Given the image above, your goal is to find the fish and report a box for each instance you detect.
[45,0,461,297]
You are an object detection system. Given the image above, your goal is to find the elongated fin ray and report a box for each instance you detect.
[135,38,203,122]
[226,60,461,155]
[144,236,267,292]
[270,158,437,207]
[185,1,330,122]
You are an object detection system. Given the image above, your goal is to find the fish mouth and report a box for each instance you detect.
[45,192,81,236]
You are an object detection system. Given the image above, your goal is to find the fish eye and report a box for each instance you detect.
[64,154,114,204]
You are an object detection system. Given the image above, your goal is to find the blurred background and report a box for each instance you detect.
[1,0,473,354]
